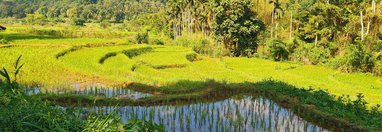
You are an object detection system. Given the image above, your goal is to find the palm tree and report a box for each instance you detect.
[166,0,181,38]
[269,0,284,39]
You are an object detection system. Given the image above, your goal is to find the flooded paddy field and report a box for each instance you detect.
[91,96,327,132]
[24,86,328,131]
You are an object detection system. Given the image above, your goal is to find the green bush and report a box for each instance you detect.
[266,39,289,61]
[100,21,110,29]
[373,61,382,76]
[175,35,229,57]
[72,18,86,26]
[192,39,211,55]
[329,43,375,73]
[186,52,199,62]
[152,39,164,45]
[136,32,149,44]
[307,46,331,65]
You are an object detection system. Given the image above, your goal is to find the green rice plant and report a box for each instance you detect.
[56,42,118,59]
[99,52,118,64]
[56,46,83,59]
[123,47,153,58]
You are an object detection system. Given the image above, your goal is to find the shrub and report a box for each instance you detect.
[192,39,210,55]
[72,18,86,26]
[288,38,336,65]
[344,45,374,73]
[175,35,229,57]
[307,46,331,65]
[136,32,149,44]
[330,43,375,73]
[100,21,110,29]
[25,13,47,25]
[152,39,164,45]
[266,39,289,61]
[374,61,382,76]
[186,52,199,62]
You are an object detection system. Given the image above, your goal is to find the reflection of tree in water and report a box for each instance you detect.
[90,96,328,132]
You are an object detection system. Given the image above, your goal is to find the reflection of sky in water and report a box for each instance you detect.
[23,85,152,100]
[92,96,328,132]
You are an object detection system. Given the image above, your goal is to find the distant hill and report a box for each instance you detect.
[0,0,166,23]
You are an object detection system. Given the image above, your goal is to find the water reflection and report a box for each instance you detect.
[24,85,152,100]
[91,96,328,132]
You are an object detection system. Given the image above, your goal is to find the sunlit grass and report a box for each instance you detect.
[1,28,382,109]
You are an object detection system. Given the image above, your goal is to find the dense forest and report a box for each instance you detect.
[1,0,382,75]
[0,0,166,22]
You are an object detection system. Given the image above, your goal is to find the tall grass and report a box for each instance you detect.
[0,55,163,131]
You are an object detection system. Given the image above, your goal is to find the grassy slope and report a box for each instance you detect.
[0,29,382,108]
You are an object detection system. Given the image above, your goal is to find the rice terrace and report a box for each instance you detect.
[1,0,382,131]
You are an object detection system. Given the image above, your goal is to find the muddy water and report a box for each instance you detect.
[90,96,328,132]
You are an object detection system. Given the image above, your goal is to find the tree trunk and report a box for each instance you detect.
[173,18,177,38]
[360,11,364,41]
[201,22,204,38]
[271,9,274,38]
[372,0,376,13]
[188,9,190,36]
[290,12,293,41]
[366,21,370,36]
[275,21,279,39]
[182,11,185,35]
[315,34,318,47]
[263,0,267,23]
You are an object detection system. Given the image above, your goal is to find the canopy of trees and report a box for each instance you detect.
[166,0,265,56]
[0,0,166,23]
